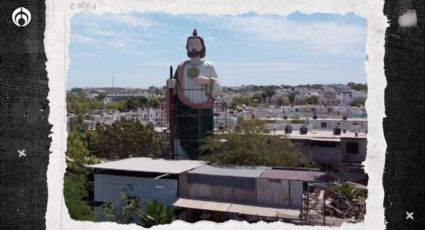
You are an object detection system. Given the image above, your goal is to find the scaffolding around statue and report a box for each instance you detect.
[170,99,214,159]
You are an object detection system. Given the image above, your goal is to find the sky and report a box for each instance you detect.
[68,11,367,89]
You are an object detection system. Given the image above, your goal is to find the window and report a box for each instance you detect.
[312,141,338,148]
[321,122,327,128]
[353,122,359,126]
[346,142,359,154]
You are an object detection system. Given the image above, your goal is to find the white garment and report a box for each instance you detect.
[182,61,221,104]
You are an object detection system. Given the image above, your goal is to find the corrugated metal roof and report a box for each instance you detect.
[173,198,231,212]
[228,203,300,219]
[86,157,206,174]
[187,165,268,178]
[260,170,326,181]
[173,198,300,219]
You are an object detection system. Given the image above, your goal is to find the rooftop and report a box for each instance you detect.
[260,169,327,181]
[259,117,367,122]
[173,198,300,219]
[187,165,268,178]
[87,157,206,174]
[275,130,367,141]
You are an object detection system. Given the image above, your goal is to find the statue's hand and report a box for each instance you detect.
[166,79,176,88]
[194,75,210,85]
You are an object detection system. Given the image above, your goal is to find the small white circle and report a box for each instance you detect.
[12,7,32,27]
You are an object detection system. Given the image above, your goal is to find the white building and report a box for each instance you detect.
[87,158,206,219]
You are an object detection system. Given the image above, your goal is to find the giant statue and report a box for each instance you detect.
[166,29,221,159]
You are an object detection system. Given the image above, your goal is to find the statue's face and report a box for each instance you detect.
[187,38,203,52]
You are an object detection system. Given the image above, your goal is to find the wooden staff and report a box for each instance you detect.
[169,65,175,159]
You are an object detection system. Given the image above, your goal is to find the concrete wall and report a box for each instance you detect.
[265,123,313,131]
[340,137,367,163]
[294,140,341,166]
[310,146,341,166]
[311,119,368,132]
[94,174,178,208]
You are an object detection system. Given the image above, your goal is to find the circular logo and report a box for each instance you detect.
[12,7,31,27]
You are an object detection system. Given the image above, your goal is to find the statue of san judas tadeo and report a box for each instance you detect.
[166,29,221,159]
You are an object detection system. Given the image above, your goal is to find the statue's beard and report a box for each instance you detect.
[188,49,202,58]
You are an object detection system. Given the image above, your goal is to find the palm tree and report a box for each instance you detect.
[331,183,361,201]
[139,200,175,227]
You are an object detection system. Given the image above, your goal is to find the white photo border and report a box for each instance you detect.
[45,0,387,229]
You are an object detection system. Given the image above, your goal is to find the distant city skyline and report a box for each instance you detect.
[68,11,367,89]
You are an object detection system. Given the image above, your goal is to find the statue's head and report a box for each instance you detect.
[186,29,206,58]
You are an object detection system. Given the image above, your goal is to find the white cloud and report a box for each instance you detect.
[204,14,366,56]
[71,33,95,43]
[71,12,161,52]
[106,14,153,28]
[72,11,154,29]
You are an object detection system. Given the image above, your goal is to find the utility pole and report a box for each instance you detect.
[111,76,115,92]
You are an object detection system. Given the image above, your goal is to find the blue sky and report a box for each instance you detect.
[68,11,367,89]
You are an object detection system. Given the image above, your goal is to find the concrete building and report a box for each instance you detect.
[86,157,329,223]
[310,118,368,132]
[319,87,338,106]
[87,158,206,218]
[261,117,367,134]
[336,90,353,107]
[280,130,367,178]
[350,90,367,99]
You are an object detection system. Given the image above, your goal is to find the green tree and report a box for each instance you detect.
[139,200,176,227]
[95,93,106,101]
[261,86,276,103]
[139,96,148,107]
[347,82,367,91]
[70,87,83,93]
[124,96,141,111]
[147,96,162,109]
[64,173,96,221]
[350,97,366,107]
[290,118,305,124]
[200,119,317,167]
[288,92,296,105]
[101,192,142,224]
[101,194,175,227]
[64,128,98,221]
[230,95,259,108]
[90,118,161,159]
[305,95,319,105]
[331,184,361,201]
[252,92,263,104]
[276,96,289,106]
[87,100,102,111]
[67,93,103,114]
[66,129,98,175]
